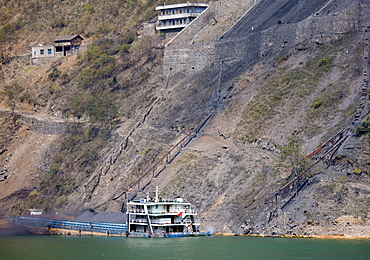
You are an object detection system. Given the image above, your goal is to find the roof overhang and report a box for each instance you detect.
[155,3,208,11]
[54,35,83,43]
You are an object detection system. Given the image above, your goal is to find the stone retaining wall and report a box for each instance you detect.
[19,114,83,135]
[164,0,360,75]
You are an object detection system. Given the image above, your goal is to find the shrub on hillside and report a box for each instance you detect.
[68,91,118,123]
[355,118,370,137]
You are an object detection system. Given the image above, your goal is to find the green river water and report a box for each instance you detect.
[1,235,369,259]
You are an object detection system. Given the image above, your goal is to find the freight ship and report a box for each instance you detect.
[10,193,209,238]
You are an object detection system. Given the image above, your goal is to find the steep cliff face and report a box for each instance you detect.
[1,0,369,237]
[157,0,370,236]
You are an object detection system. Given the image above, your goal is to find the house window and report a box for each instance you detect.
[33,52,36,56]
[40,49,44,55]
[48,49,52,55]
[176,10,179,14]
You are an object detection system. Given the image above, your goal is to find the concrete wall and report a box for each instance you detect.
[30,56,55,66]
[164,41,216,74]
[32,45,55,58]
[163,0,360,75]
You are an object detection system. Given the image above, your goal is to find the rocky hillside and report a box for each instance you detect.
[1,0,370,237]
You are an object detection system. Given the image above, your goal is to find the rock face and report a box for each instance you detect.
[141,0,370,236]
[0,0,369,238]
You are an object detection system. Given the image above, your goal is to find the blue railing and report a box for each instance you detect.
[12,216,127,234]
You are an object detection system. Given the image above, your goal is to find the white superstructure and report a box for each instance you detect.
[127,192,202,237]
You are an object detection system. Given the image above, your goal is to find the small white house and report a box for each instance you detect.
[30,35,83,65]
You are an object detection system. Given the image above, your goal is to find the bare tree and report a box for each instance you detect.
[2,84,23,125]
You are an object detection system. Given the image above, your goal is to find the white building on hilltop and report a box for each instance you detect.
[155,2,208,32]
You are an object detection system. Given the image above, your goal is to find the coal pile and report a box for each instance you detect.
[74,209,126,223]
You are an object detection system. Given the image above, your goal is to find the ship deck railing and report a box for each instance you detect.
[129,199,191,204]
[129,220,196,225]
[128,209,196,214]
[129,219,148,223]
[11,216,127,234]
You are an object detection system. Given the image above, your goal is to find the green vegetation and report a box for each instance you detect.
[0,21,23,43]
[48,68,61,81]
[1,84,24,123]
[68,90,118,123]
[307,83,349,121]
[355,117,370,138]
[311,99,324,109]
[279,140,301,162]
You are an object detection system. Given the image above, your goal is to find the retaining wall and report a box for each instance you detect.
[19,114,83,135]
[163,0,360,75]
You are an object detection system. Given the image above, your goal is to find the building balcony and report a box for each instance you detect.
[156,24,187,31]
[158,13,200,20]
[155,3,208,11]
